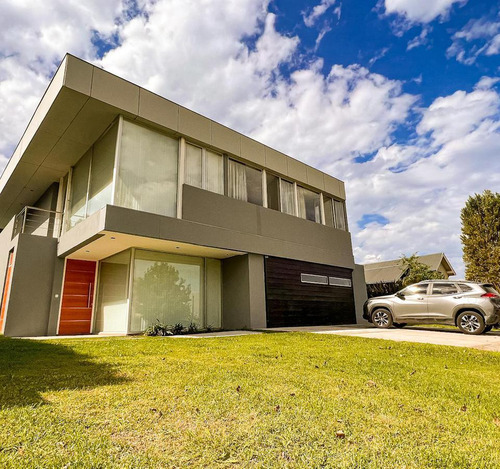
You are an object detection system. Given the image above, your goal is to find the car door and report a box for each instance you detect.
[427,282,461,323]
[392,284,430,321]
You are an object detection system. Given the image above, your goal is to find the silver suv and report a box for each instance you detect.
[363,280,500,334]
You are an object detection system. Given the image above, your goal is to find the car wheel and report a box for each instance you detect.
[393,323,407,328]
[457,311,485,335]
[372,309,393,328]
[484,325,493,333]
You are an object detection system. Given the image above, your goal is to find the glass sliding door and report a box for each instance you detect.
[116,120,178,217]
[205,150,224,195]
[266,173,280,211]
[185,144,224,195]
[185,143,203,189]
[94,250,131,334]
[130,250,204,332]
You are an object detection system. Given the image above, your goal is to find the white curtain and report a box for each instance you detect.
[206,150,224,194]
[116,121,178,217]
[185,144,203,188]
[333,200,347,230]
[228,159,248,201]
[281,180,295,215]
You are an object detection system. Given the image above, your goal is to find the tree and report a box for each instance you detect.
[461,190,500,291]
[400,254,445,287]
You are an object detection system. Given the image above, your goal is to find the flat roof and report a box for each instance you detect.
[0,54,346,229]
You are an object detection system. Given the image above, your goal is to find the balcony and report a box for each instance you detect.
[12,206,62,240]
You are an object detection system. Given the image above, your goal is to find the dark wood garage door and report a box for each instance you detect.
[265,257,355,327]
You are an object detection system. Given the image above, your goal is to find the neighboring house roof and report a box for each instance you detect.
[363,253,456,284]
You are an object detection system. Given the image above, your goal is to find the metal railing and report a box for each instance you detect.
[12,206,62,240]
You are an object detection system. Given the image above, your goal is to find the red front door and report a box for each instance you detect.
[58,259,97,335]
[0,251,14,333]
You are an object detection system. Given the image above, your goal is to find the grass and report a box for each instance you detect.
[0,333,499,468]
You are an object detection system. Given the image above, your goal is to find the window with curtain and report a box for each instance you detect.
[333,199,347,230]
[130,250,204,332]
[116,120,178,217]
[227,159,263,205]
[280,179,295,215]
[297,186,321,223]
[266,173,280,211]
[324,196,347,230]
[67,149,91,230]
[185,143,224,195]
[87,122,118,216]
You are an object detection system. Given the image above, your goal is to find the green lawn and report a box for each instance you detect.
[1,333,499,468]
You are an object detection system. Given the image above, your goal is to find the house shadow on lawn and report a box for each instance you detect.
[0,337,127,409]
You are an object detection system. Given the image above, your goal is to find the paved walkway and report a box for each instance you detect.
[267,325,500,352]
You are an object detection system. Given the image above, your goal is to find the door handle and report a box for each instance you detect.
[87,283,93,308]
[417,297,424,300]
[453,296,462,299]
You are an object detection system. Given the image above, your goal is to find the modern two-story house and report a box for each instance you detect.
[0,55,367,337]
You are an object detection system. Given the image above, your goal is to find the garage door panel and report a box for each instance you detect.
[265,257,355,327]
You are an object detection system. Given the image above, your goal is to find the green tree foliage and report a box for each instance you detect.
[461,190,500,290]
[400,254,445,287]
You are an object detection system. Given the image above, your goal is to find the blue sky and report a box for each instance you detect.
[0,0,499,277]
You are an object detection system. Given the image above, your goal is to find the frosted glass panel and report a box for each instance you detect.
[206,258,222,328]
[297,186,321,223]
[280,180,295,215]
[95,250,130,334]
[87,123,117,216]
[185,143,202,188]
[68,150,91,229]
[131,250,203,332]
[116,121,178,217]
[206,150,224,195]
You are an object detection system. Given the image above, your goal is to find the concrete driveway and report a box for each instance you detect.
[266,325,500,352]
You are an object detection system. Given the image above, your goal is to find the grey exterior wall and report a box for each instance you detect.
[3,234,58,337]
[59,185,355,270]
[34,183,59,211]
[222,254,266,330]
[353,263,368,324]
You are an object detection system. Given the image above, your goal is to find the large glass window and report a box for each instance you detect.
[227,159,263,205]
[130,250,204,332]
[185,143,224,195]
[116,121,178,217]
[266,173,280,211]
[66,122,118,231]
[67,150,91,229]
[297,186,321,223]
[87,124,118,216]
[280,179,295,215]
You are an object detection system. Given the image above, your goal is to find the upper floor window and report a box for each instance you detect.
[66,122,118,230]
[227,159,263,206]
[297,186,321,223]
[115,120,178,218]
[185,143,224,195]
[324,196,347,231]
[280,179,295,215]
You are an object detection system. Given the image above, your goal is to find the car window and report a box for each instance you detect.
[431,283,459,295]
[482,285,500,295]
[458,283,474,292]
[400,284,428,296]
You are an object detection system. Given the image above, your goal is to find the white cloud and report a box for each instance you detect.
[406,26,431,50]
[0,0,128,163]
[303,0,338,27]
[447,14,500,64]
[384,0,467,24]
